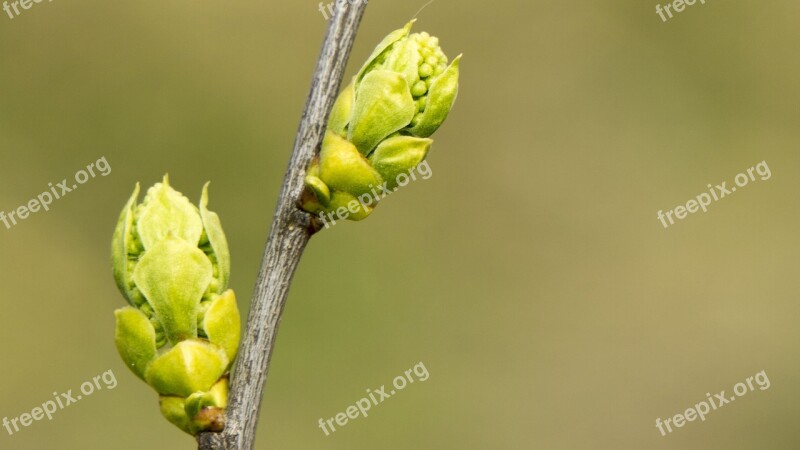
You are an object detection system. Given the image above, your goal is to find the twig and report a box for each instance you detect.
[197,4,368,449]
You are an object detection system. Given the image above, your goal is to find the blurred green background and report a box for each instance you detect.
[2,1,799,449]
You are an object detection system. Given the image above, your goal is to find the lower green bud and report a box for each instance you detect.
[111,178,240,435]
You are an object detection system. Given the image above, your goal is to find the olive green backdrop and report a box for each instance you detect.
[1,1,799,449]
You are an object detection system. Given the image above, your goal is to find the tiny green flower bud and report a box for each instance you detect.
[111,176,240,435]
[407,55,461,137]
[419,63,434,78]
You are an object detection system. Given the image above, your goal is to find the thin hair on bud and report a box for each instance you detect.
[411,0,436,20]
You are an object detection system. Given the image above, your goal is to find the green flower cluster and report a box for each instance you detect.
[301,20,461,221]
[111,176,240,435]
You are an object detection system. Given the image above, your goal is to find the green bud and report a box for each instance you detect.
[352,20,461,141]
[111,176,240,435]
[300,21,461,224]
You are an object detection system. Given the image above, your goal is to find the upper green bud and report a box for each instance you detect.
[348,20,461,150]
[355,23,460,139]
[111,176,240,435]
[344,20,461,154]
[300,21,461,224]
